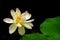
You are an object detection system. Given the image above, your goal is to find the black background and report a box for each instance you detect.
[0,0,60,40]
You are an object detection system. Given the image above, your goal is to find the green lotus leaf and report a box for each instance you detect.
[40,16,60,40]
[47,35,60,40]
[20,33,47,40]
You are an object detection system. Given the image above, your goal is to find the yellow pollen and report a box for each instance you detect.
[15,15,21,24]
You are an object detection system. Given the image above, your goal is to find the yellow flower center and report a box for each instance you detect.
[16,16,20,23]
[14,15,21,24]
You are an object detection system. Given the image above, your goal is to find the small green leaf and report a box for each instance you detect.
[20,33,47,40]
[18,27,25,35]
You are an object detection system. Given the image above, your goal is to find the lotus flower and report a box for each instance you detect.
[3,8,34,35]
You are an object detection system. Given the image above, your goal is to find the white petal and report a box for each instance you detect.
[25,19,34,22]
[18,27,25,35]
[17,24,22,27]
[3,18,13,23]
[10,9,16,19]
[9,24,17,34]
[28,23,34,27]
[23,23,33,29]
[16,8,21,15]
[21,11,31,20]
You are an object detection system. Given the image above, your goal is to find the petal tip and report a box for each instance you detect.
[9,31,13,34]
[32,19,35,21]
[16,8,19,10]
[27,27,32,29]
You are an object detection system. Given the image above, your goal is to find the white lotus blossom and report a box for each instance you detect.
[3,8,34,35]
